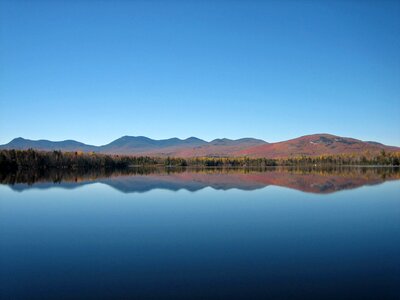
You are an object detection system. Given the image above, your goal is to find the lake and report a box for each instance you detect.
[1,167,399,299]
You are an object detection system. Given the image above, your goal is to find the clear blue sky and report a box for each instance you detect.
[1,0,399,146]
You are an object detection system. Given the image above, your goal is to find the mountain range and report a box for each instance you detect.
[1,134,399,158]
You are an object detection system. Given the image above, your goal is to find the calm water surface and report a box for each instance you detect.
[1,168,399,299]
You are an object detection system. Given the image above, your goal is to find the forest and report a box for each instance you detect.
[0,149,399,171]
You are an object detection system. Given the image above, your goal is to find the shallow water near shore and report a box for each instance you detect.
[1,167,399,299]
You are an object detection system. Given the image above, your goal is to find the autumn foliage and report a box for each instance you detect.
[1,149,399,171]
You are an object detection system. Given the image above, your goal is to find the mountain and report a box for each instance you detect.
[134,137,267,157]
[99,136,208,154]
[0,134,399,157]
[1,137,97,152]
[238,134,400,158]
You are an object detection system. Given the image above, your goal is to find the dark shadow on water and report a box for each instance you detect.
[1,166,399,194]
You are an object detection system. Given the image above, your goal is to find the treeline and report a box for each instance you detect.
[0,149,399,171]
[184,151,400,167]
[0,149,159,171]
[271,151,400,166]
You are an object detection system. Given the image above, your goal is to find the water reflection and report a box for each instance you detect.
[1,167,399,299]
[1,167,399,194]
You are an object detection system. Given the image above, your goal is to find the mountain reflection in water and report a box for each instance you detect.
[1,167,399,194]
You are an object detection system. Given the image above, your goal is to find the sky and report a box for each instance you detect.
[0,0,399,146]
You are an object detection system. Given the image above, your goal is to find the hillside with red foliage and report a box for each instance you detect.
[237,134,400,158]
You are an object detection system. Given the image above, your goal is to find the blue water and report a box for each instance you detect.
[1,172,399,299]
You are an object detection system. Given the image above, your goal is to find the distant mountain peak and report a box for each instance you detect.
[185,137,205,142]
